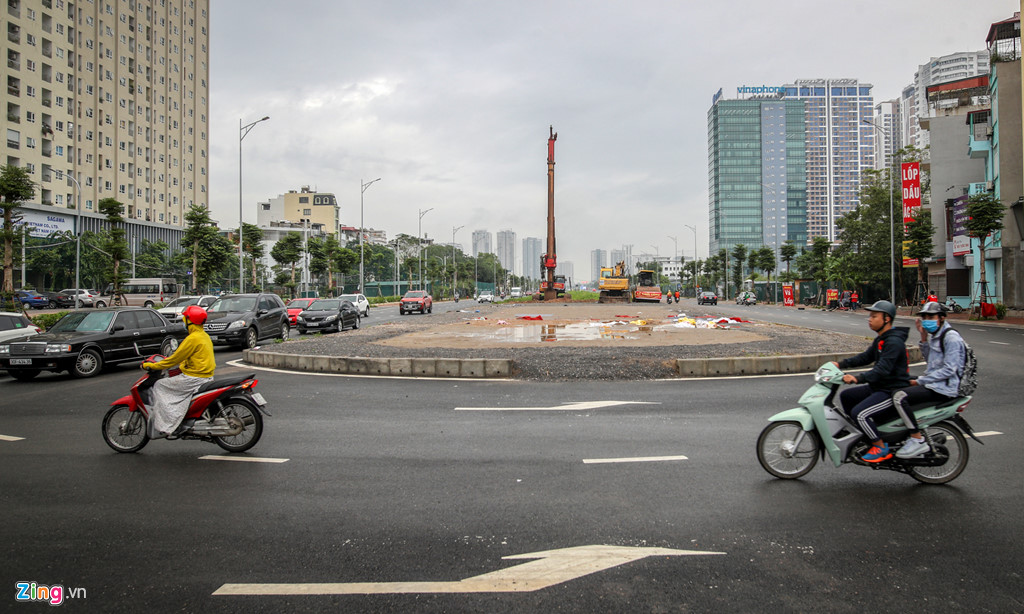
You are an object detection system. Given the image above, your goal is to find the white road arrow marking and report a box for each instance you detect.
[0,434,25,442]
[198,455,289,463]
[973,431,1003,437]
[583,455,689,464]
[212,544,724,595]
[454,401,659,412]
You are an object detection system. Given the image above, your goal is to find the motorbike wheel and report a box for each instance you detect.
[215,400,263,453]
[102,405,149,453]
[909,422,969,484]
[757,421,820,479]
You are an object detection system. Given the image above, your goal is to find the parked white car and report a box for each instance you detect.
[157,295,217,320]
[59,289,98,307]
[0,312,42,343]
[477,292,494,303]
[338,293,370,317]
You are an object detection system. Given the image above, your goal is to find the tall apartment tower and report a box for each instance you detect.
[782,79,874,244]
[496,229,516,274]
[906,50,991,149]
[590,248,607,283]
[707,95,807,265]
[471,229,491,257]
[873,100,901,170]
[522,236,541,280]
[3,0,210,226]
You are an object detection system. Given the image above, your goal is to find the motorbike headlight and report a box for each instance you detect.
[227,319,247,329]
[46,343,72,353]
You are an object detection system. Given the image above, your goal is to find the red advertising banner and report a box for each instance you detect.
[901,162,921,267]
[782,285,794,307]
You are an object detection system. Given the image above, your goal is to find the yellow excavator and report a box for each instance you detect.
[598,261,631,303]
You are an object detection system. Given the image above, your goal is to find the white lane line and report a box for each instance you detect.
[0,434,25,442]
[989,341,1010,345]
[583,455,688,464]
[455,401,659,412]
[970,328,986,332]
[198,455,289,463]
[973,431,1003,437]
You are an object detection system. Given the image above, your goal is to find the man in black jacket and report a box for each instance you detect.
[832,300,911,463]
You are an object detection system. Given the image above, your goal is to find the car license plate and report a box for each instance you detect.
[209,335,219,341]
[308,322,319,327]
[250,392,266,406]
[9,358,32,366]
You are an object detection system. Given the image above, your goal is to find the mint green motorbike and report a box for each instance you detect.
[757,363,981,484]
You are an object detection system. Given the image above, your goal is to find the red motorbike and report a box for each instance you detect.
[101,355,270,453]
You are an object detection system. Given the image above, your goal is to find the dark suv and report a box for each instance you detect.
[203,293,289,349]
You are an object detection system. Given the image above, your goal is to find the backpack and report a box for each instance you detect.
[938,327,977,397]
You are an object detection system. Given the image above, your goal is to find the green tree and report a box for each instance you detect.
[756,246,776,302]
[98,198,129,294]
[965,193,1005,312]
[779,241,797,279]
[796,237,831,302]
[270,232,304,290]
[730,244,747,294]
[234,223,264,292]
[904,208,935,300]
[180,204,233,291]
[0,165,35,305]
[135,240,171,278]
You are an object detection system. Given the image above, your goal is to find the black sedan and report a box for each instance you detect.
[0,308,186,380]
[698,291,719,306]
[296,299,360,334]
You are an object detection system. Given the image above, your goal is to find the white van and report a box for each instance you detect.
[98,278,180,308]
[510,287,523,298]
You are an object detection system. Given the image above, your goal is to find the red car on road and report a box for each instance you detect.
[399,291,432,315]
[286,298,316,325]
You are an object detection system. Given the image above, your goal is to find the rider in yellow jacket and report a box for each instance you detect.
[141,305,214,437]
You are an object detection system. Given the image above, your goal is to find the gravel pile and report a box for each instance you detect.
[257,305,868,381]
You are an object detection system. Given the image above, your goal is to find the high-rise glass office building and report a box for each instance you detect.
[707,96,807,266]
[783,79,875,243]
[522,237,541,280]
[496,229,516,274]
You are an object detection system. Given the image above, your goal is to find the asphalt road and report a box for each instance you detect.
[1,302,1021,612]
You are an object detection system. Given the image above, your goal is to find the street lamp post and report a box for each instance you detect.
[359,178,381,295]
[239,116,270,293]
[684,224,697,297]
[418,208,433,290]
[67,172,83,309]
[667,235,678,289]
[863,118,896,303]
[452,225,464,299]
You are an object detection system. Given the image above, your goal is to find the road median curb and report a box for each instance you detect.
[675,346,923,378]
[242,346,921,380]
[242,349,512,379]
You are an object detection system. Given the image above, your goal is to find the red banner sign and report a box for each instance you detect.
[901,162,921,267]
[782,285,794,307]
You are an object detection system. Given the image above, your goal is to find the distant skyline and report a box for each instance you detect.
[209,1,1010,271]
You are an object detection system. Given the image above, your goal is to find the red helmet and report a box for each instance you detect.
[182,305,208,326]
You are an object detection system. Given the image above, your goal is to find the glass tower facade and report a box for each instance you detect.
[707,97,807,267]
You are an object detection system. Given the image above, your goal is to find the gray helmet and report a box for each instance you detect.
[917,301,947,316]
[865,300,897,319]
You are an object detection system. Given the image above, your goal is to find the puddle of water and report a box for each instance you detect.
[454,323,641,342]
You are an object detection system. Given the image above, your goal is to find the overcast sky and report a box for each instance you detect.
[208,0,1012,280]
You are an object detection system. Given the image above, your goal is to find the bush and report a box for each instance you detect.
[368,295,400,305]
[995,303,1008,320]
[31,311,70,331]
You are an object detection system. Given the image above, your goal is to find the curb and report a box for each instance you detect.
[242,349,513,378]
[242,347,923,380]
[675,346,923,378]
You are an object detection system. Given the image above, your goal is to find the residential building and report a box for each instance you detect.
[257,186,339,235]
[555,260,573,281]
[707,95,808,267]
[496,229,516,274]
[3,0,210,227]
[783,78,874,243]
[917,76,990,302]
[590,248,607,283]
[906,50,991,149]
[900,84,919,151]
[471,229,491,257]
[522,236,542,280]
[970,12,1023,307]
[873,100,901,170]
